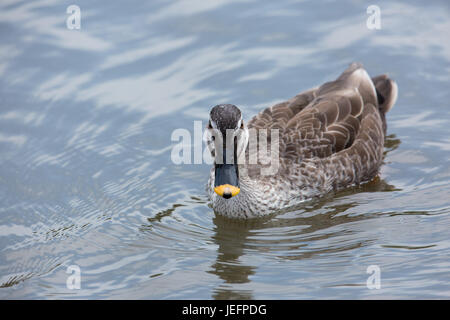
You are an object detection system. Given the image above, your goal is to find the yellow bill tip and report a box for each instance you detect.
[214,184,240,198]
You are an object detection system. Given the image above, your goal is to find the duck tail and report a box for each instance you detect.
[371,74,398,114]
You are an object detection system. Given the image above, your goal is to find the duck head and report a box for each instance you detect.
[204,104,249,199]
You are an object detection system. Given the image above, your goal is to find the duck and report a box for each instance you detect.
[204,63,398,218]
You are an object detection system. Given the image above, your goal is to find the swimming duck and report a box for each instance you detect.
[205,63,398,218]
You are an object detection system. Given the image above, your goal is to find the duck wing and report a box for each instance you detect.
[247,87,318,130]
[287,63,397,186]
[246,63,398,186]
[261,63,397,164]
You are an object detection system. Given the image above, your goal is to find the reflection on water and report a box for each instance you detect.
[208,174,399,299]
[1,0,450,299]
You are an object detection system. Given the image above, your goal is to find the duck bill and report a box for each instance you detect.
[214,150,240,199]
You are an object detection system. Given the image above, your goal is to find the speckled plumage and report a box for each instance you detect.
[207,63,398,218]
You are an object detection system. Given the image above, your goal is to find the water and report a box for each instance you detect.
[1,0,449,299]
